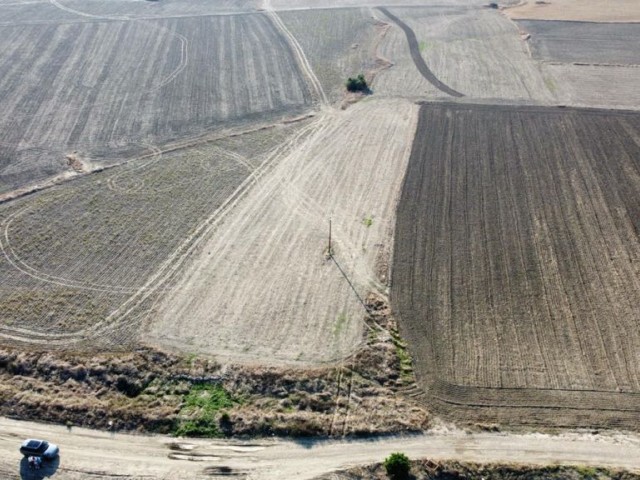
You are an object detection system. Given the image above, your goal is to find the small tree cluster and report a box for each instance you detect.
[346,74,368,92]
[384,452,411,479]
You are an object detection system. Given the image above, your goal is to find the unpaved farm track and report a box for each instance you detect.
[377,7,463,98]
[1,417,640,480]
[392,103,640,429]
[148,99,418,364]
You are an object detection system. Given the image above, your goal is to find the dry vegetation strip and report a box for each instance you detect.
[0,295,429,439]
[392,103,640,429]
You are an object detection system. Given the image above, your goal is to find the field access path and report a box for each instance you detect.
[1,417,640,479]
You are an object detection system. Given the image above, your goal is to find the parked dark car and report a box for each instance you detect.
[19,439,59,460]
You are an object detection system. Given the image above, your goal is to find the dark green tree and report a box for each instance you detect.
[384,452,411,479]
[346,74,368,92]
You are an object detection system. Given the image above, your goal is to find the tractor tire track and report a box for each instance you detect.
[377,7,464,98]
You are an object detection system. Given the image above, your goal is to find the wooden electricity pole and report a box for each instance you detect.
[328,218,332,257]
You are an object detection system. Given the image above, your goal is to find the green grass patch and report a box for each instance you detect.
[390,328,414,382]
[173,384,238,438]
[362,215,373,227]
[419,40,428,52]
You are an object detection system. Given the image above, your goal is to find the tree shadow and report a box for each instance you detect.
[19,456,60,479]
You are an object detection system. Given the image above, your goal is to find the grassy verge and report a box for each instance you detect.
[173,384,239,437]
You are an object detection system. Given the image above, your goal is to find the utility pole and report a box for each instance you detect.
[328,217,332,257]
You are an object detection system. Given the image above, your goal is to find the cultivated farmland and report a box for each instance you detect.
[0,12,311,194]
[0,120,308,347]
[373,7,555,103]
[278,8,381,103]
[148,99,418,364]
[392,103,640,428]
[518,21,640,65]
[505,0,640,23]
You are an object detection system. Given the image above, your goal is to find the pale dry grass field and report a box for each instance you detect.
[148,99,419,364]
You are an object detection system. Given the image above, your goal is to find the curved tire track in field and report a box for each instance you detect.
[0,136,292,347]
[377,7,464,98]
[0,208,139,294]
[94,119,326,344]
[47,0,189,94]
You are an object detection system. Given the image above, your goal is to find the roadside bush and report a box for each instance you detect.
[384,452,411,479]
[346,74,368,92]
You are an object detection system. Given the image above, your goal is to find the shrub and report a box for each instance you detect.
[384,452,411,479]
[346,74,368,92]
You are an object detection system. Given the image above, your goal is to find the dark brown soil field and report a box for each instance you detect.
[518,20,640,65]
[392,103,640,429]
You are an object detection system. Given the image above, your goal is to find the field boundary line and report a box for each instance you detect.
[0,113,315,206]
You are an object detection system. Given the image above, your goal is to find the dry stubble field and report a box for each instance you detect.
[0,5,311,194]
[372,6,555,103]
[278,8,381,103]
[148,99,418,364]
[392,103,640,428]
[0,121,308,347]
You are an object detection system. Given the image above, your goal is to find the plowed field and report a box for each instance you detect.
[0,11,310,194]
[518,21,640,65]
[392,103,640,428]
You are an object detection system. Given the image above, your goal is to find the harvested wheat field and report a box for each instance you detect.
[392,102,640,428]
[278,8,382,103]
[0,10,310,194]
[0,120,309,348]
[518,21,640,66]
[373,6,555,104]
[147,99,418,364]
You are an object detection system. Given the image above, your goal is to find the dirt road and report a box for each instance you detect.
[1,417,639,479]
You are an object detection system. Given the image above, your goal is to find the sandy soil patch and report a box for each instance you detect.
[147,98,418,365]
[505,0,640,23]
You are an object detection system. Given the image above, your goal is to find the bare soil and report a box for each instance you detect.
[391,103,640,430]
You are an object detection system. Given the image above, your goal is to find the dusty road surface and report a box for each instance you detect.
[1,417,640,479]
